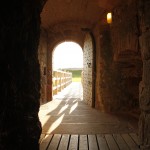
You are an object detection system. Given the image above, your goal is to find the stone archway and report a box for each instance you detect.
[44,30,85,102]
[51,41,83,98]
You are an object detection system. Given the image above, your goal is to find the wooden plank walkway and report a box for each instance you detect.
[40,83,140,149]
[40,133,140,150]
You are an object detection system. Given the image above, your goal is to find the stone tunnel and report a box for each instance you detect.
[0,0,150,149]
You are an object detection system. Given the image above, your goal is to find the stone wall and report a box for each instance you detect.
[93,0,142,112]
[94,25,120,111]
[138,0,150,149]
[0,0,43,149]
[111,0,142,111]
[83,33,93,107]
[38,29,48,104]
[46,45,53,101]
[93,25,105,111]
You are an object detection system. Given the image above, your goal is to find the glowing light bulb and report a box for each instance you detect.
[107,12,112,24]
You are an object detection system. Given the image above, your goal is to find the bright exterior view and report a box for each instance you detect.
[52,42,83,97]
[53,42,83,82]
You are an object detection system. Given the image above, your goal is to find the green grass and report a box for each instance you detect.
[72,77,81,82]
[65,69,82,82]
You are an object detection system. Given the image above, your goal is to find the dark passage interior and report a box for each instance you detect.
[0,0,150,149]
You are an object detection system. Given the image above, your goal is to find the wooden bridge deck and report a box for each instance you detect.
[40,133,140,150]
[39,82,140,149]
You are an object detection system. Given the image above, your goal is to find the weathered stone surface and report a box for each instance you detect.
[138,0,150,149]
[83,33,94,107]
[142,60,150,85]
[139,82,150,111]
[93,0,142,112]
[46,49,52,102]
[138,0,150,33]
[140,32,150,60]
[38,29,48,104]
[0,0,43,149]
[139,112,150,149]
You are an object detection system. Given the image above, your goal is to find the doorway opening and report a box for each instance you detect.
[52,41,83,100]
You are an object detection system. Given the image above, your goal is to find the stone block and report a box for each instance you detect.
[139,82,150,111]
[139,32,150,60]
[142,60,150,85]
[139,0,150,33]
[139,112,150,149]
[83,33,93,106]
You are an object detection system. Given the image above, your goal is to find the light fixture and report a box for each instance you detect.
[107,12,112,24]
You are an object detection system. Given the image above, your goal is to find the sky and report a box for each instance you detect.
[53,42,83,69]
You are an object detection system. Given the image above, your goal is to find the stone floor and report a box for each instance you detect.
[39,82,138,135]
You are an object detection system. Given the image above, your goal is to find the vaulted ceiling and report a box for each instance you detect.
[40,0,125,47]
[41,0,103,29]
[41,0,123,29]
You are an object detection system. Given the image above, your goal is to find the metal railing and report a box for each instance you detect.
[52,70,72,96]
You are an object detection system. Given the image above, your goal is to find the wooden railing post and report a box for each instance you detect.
[52,70,72,96]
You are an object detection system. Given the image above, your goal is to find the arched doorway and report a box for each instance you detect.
[52,41,83,99]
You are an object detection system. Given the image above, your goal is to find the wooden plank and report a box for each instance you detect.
[97,134,109,150]
[129,133,140,146]
[105,134,119,150]
[121,134,140,150]
[68,135,78,150]
[113,134,129,150]
[40,134,53,150]
[88,135,98,150]
[47,134,62,150]
[58,134,70,150]
[79,135,88,150]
